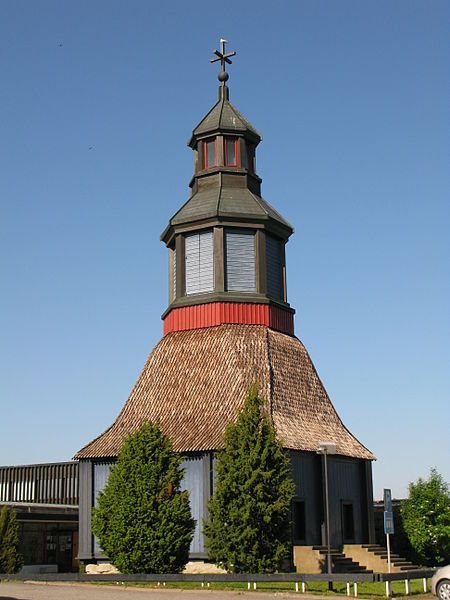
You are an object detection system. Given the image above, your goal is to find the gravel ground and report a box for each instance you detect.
[0,581,324,600]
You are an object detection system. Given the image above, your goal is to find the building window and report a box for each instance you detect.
[266,234,283,300]
[185,230,214,295]
[203,138,217,168]
[247,143,255,172]
[169,246,176,302]
[225,229,256,292]
[224,137,238,166]
[94,462,113,556]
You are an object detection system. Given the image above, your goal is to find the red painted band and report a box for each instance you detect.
[163,302,294,336]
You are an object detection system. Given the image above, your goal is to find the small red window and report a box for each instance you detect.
[203,138,217,168]
[224,137,239,166]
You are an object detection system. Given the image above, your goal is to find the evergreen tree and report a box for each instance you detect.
[92,421,195,573]
[204,385,295,573]
[400,468,450,566]
[0,506,23,574]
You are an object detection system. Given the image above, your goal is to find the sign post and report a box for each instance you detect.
[383,489,394,597]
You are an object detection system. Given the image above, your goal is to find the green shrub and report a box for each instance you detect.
[400,468,450,566]
[204,385,295,573]
[0,506,23,573]
[92,421,195,573]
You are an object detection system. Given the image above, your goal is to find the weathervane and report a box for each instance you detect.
[211,38,236,85]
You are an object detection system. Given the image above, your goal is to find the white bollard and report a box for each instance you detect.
[302,581,306,593]
[347,582,351,596]
[201,582,204,588]
[405,579,410,595]
[423,578,428,593]
[247,582,251,590]
[385,581,391,597]
[295,582,299,592]
[253,582,257,590]
[353,582,358,597]
[207,582,210,588]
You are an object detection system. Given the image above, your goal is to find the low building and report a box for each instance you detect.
[0,462,79,573]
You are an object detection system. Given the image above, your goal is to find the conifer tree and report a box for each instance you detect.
[204,385,295,573]
[92,421,195,573]
[0,506,23,574]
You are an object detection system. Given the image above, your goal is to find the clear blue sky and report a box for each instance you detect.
[1,0,449,500]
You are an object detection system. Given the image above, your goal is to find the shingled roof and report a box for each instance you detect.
[75,325,374,461]
[189,95,261,147]
[168,185,293,231]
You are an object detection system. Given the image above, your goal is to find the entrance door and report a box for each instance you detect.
[292,500,306,544]
[341,502,355,543]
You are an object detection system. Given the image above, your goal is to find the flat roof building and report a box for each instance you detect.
[0,462,79,573]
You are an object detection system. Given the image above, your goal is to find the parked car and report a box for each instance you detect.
[431,565,450,600]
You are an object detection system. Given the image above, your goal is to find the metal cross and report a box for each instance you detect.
[211,38,236,83]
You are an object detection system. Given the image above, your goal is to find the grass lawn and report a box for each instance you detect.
[89,578,432,598]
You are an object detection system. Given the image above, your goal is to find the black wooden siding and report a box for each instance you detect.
[290,452,323,545]
[290,452,372,547]
[327,457,366,546]
[0,462,78,505]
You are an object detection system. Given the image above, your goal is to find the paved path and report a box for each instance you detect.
[0,581,325,600]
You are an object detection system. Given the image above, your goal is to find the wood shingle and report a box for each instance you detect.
[75,324,374,461]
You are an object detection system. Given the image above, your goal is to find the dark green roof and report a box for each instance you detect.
[189,96,261,147]
[162,87,292,242]
[166,186,293,232]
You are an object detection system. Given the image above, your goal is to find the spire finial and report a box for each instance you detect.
[211,38,236,86]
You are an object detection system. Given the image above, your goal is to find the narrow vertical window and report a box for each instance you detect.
[225,229,256,292]
[266,234,283,300]
[224,137,238,166]
[247,144,255,172]
[169,248,177,302]
[241,143,248,169]
[203,138,217,168]
[93,462,113,555]
[185,231,214,294]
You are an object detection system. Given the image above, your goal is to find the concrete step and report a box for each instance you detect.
[360,544,419,570]
[333,556,371,574]
[333,559,360,564]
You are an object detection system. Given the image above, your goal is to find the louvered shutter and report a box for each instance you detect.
[225,229,256,292]
[172,247,176,299]
[266,234,283,300]
[185,231,214,295]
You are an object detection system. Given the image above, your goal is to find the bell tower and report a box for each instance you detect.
[161,40,295,336]
[76,42,375,563]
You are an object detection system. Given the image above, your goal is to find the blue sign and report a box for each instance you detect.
[384,488,393,513]
[384,510,394,535]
